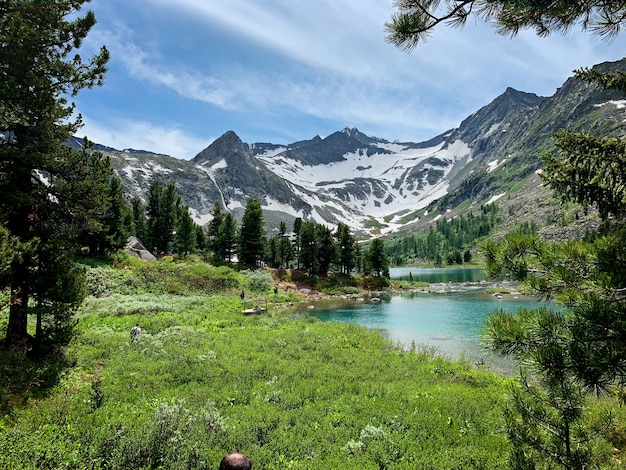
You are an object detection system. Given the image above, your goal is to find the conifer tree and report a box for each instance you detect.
[0,0,109,350]
[278,221,292,269]
[145,180,163,253]
[335,223,356,274]
[238,199,264,266]
[131,197,148,243]
[195,225,207,253]
[385,0,626,51]
[81,172,132,256]
[266,236,279,268]
[293,217,303,269]
[207,201,225,256]
[354,240,363,273]
[298,221,318,275]
[369,238,389,277]
[315,224,336,276]
[146,181,180,254]
[218,212,237,262]
[175,205,196,256]
[0,225,14,279]
[104,176,133,252]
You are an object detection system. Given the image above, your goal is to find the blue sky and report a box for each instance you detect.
[74,0,626,159]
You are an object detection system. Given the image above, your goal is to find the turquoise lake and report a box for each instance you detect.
[298,268,553,373]
[390,266,487,283]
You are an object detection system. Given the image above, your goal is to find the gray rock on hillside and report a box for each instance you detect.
[125,236,157,262]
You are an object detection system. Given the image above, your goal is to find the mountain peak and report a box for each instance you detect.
[340,125,370,141]
[213,130,245,148]
[192,130,248,164]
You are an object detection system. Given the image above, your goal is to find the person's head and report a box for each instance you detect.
[219,452,252,470]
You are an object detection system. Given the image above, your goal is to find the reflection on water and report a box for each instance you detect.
[297,286,553,375]
[390,267,487,283]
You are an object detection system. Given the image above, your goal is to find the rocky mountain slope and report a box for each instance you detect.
[79,59,626,237]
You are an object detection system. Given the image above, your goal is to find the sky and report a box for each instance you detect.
[74,0,626,159]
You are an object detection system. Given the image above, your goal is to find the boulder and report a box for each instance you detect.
[125,236,157,262]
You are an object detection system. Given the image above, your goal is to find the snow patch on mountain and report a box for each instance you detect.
[486,192,506,205]
[263,197,307,218]
[595,100,626,109]
[487,159,505,173]
[256,139,470,221]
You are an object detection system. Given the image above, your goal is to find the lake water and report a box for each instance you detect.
[390,266,487,283]
[298,268,552,373]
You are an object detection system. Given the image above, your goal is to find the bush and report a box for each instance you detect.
[242,269,273,293]
[358,275,390,290]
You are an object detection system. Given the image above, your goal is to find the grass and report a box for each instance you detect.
[0,257,623,469]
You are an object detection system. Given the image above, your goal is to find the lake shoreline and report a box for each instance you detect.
[282,276,534,377]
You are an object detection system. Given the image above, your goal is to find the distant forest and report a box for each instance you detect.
[386,205,501,266]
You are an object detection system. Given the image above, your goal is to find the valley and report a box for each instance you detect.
[74,59,626,240]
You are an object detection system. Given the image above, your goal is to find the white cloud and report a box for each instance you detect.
[78,0,626,152]
[91,27,235,109]
[145,0,394,77]
[78,116,212,159]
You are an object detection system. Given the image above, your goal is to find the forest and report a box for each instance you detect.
[385,205,500,266]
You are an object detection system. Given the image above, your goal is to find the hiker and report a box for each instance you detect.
[130,323,141,341]
[219,452,252,470]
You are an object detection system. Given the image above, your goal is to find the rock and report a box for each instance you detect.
[125,236,157,262]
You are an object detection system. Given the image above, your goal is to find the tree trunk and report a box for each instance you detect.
[5,258,31,349]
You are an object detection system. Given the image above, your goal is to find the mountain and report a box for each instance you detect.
[95,59,626,236]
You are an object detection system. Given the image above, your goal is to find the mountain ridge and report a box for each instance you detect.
[90,59,626,236]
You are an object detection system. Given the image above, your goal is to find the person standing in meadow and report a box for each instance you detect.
[130,323,141,342]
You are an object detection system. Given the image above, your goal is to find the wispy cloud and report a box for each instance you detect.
[79,116,213,159]
[76,0,626,154]
[145,0,394,77]
[92,26,235,109]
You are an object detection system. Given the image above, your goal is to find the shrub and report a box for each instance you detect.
[242,269,273,293]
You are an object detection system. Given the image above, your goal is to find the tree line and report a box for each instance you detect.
[206,200,389,278]
[386,204,499,266]
[88,178,390,280]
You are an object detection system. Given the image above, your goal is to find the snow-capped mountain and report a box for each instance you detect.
[84,59,626,236]
[250,126,471,232]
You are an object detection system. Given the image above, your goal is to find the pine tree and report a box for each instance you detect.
[130,197,147,243]
[146,180,163,254]
[175,205,196,256]
[0,1,109,350]
[278,221,292,269]
[83,174,132,256]
[266,236,279,268]
[385,0,626,51]
[161,183,180,253]
[207,201,225,257]
[238,199,264,266]
[335,223,356,274]
[315,224,336,276]
[293,217,303,269]
[369,238,389,277]
[218,212,237,262]
[146,181,180,254]
[299,221,318,275]
[195,225,207,253]
[354,241,363,273]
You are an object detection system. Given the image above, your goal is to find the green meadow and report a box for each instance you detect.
[0,257,621,469]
